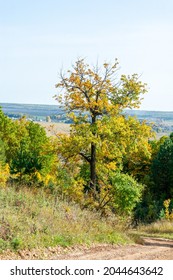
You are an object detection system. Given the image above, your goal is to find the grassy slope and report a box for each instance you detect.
[1,184,172,255]
[0,186,130,253]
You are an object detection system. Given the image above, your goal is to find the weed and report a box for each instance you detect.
[53,235,72,247]
[11,237,22,250]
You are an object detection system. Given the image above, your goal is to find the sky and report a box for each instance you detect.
[0,0,173,111]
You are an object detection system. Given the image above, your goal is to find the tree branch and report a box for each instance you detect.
[79,152,91,163]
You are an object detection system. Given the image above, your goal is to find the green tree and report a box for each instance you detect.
[55,59,150,196]
[0,108,19,162]
[151,136,173,200]
[10,120,55,183]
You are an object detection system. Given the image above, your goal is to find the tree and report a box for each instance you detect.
[0,108,19,162]
[151,136,173,200]
[10,120,55,183]
[55,59,148,195]
[0,109,57,185]
[122,117,153,182]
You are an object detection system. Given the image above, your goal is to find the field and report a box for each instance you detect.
[37,121,70,136]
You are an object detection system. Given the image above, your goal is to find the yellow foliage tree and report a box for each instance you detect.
[55,59,152,196]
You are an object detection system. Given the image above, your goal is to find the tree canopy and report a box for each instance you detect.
[151,136,173,200]
[55,59,152,199]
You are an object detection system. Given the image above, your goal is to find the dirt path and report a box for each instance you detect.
[0,238,173,260]
[53,238,173,260]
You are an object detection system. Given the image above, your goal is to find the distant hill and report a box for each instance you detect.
[0,103,65,122]
[124,109,173,121]
[1,103,173,135]
[1,102,173,121]
[0,103,63,116]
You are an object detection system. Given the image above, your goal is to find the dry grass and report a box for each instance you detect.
[0,185,130,252]
[136,220,173,240]
[37,121,70,136]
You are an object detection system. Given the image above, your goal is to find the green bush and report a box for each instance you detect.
[109,172,144,216]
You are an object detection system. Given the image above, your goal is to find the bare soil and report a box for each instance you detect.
[0,238,173,260]
[54,238,173,260]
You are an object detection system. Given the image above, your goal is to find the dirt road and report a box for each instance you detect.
[0,237,173,260]
[53,238,173,260]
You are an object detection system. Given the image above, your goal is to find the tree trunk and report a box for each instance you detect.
[90,142,96,191]
[90,115,97,194]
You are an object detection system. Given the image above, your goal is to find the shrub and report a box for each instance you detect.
[108,172,144,216]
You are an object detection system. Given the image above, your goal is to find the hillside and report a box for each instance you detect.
[1,186,173,260]
[0,186,130,257]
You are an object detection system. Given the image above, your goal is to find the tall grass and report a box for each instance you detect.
[0,185,130,252]
[136,220,173,240]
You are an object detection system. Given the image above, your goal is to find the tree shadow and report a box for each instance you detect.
[143,237,173,248]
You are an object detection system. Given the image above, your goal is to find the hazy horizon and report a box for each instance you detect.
[1,101,173,113]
